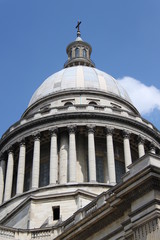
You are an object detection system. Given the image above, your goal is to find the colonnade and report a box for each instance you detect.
[0,125,156,204]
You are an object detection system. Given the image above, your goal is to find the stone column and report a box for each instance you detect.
[0,154,6,204]
[123,130,132,172]
[68,126,77,182]
[49,128,58,185]
[105,127,116,185]
[149,143,156,154]
[4,149,14,201]
[59,132,68,184]
[87,125,96,182]
[138,136,145,158]
[16,140,26,194]
[31,133,40,189]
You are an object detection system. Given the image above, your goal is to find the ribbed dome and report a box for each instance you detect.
[29,66,131,106]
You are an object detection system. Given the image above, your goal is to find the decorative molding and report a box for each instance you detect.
[68,125,77,133]
[105,126,114,135]
[138,135,145,144]
[87,125,96,133]
[7,148,14,154]
[149,142,156,151]
[33,132,41,140]
[134,218,160,240]
[122,130,130,139]
[0,112,159,151]
[49,127,58,136]
[18,138,25,147]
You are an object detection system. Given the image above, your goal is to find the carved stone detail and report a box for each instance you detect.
[87,125,96,133]
[33,132,41,140]
[68,125,77,133]
[149,142,156,152]
[49,127,58,136]
[19,139,25,147]
[134,218,160,240]
[138,135,145,144]
[105,126,114,135]
[122,130,130,139]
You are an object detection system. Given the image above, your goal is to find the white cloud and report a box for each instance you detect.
[117,76,160,115]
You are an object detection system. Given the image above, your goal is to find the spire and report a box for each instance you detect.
[64,22,95,68]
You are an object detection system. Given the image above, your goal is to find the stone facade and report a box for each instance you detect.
[0,27,160,239]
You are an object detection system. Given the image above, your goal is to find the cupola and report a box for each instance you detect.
[64,21,95,68]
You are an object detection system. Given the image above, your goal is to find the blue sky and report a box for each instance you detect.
[0,0,160,137]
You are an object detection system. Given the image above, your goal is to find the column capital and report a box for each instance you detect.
[33,132,41,140]
[49,127,58,136]
[87,125,96,133]
[138,135,145,144]
[68,125,77,133]
[149,142,156,151]
[18,138,26,147]
[7,148,14,154]
[122,130,130,139]
[105,127,114,135]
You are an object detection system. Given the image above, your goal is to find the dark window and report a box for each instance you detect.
[70,50,72,59]
[96,156,104,183]
[89,101,97,106]
[115,160,125,183]
[39,143,50,187]
[75,48,79,57]
[83,49,87,58]
[52,206,60,220]
[64,102,73,106]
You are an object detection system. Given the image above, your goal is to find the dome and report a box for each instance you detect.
[29,66,131,106]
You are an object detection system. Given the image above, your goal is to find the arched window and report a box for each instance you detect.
[75,48,79,58]
[64,102,73,106]
[83,49,87,58]
[89,101,97,106]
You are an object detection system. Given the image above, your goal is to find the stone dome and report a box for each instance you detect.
[29,66,131,106]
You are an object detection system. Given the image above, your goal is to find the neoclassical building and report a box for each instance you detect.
[0,25,160,240]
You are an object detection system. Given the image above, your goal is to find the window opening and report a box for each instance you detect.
[83,49,87,58]
[75,48,79,57]
[64,102,73,106]
[52,206,60,220]
[89,101,97,106]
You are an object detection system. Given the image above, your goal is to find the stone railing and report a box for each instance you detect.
[31,229,52,239]
[0,226,15,239]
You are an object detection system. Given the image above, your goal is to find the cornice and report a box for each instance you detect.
[22,89,139,118]
[0,112,160,150]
